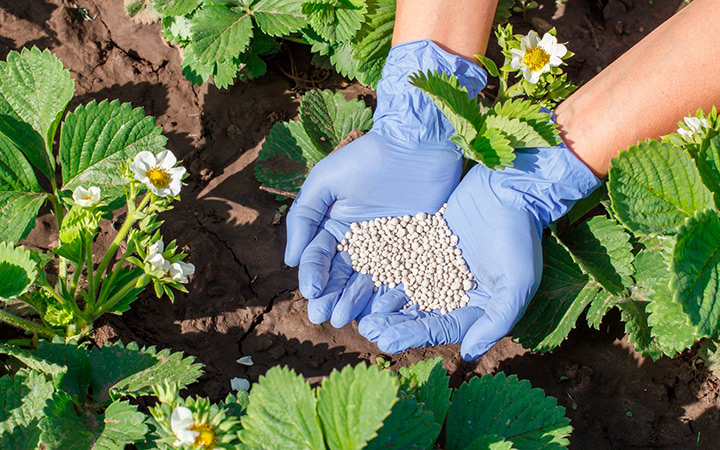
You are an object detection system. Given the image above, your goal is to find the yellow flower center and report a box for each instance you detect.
[523,47,550,72]
[82,196,93,201]
[146,167,171,189]
[191,423,217,449]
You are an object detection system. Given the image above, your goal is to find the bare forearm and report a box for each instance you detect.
[392,0,499,60]
[556,0,720,177]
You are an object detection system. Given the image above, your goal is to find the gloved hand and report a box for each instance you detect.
[284,40,486,327]
[358,139,601,360]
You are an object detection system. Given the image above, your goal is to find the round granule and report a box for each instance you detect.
[337,204,475,314]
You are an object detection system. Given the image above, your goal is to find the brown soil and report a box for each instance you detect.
[3,0,719,448]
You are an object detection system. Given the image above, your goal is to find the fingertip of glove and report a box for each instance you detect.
[377,329,406,354]
[358,316,381,342]
[307,298,332,324]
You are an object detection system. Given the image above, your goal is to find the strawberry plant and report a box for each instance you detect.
[255,88,373,196]
[408,26,575,169]
[512,108,720,361]
[0,339,202,450]
[0,47,192,339]
[125,0,516,89]
[144,357,572,449]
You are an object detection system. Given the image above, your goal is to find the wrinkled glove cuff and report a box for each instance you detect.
[502,138,601,229]
[373,39,487,147]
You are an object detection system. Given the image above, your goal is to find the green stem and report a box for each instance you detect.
[85,233,95,309]
[97,241,134,305]
[0,310,55,338]
[92,194,151,300]
[95,275,147,317]
[282,35,309,45]
[49,187,64,229]
[70,262,83,298]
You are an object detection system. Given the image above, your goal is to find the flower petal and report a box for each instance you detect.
[171,406,195,432]
[237,356,254,366]
[156,150,177,169]
[231,377,251,391]
[525,30,539,48]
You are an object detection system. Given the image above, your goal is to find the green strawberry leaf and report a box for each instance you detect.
[0,47,75,179]
[513,236,602,352]
[59,100,167,206]
[351,0,395,87]
[304,0,367,44]
[154,0,201,16]
[0,369,55,450]
[397,357,450,427]
[0,242,38,299]
[191,3,253,64]
[107,343,204,400]
[446,373,571,450]
[0,343,67,381]
[255,120,325,194]
[608,140,713,235]
[561,216,635,296]
[635,239,698,356]
[240,366,325,449]
[317,363,398,450]
[299,89,373,153]
[252,0,305,36]
[671,209,720,338]
[696,133,720,207]
[619,299,663,360]
[40,394,148,450]
[32,340,92,399]
[365,393,439,450]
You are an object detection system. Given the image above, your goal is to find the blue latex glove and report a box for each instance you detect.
[284,40,486,327]
[358,140,601,360]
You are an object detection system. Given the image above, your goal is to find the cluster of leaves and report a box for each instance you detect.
[146,357,572,449]
[126,0,517,89]
[124,0,393,89]
[410,71,559,169]
[405,25,576,170]
[513,108,720,362]
[0,339,202,449]
[0,47,187,339]
[255,88,372,195]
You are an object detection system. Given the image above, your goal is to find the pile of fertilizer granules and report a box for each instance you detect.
[337,205,475,314]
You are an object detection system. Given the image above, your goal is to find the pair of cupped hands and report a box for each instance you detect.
[284,41,599,361]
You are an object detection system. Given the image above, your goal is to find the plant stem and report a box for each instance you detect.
[97,240,134,305]
[49,187,64,229]
[282,35,309,45]
[95,274,147,317]
[0,310,55,339]
[85,233,95,310]
[92,194,151,299]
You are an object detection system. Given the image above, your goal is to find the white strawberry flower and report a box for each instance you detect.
[72,186,101,207]
[170,406,198,447]
[169,261,195,284]
[231,377,250,392]
[677,116,710,142]
[146,241,171,273]
[129,150,186,197]
[510,31,567,84]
